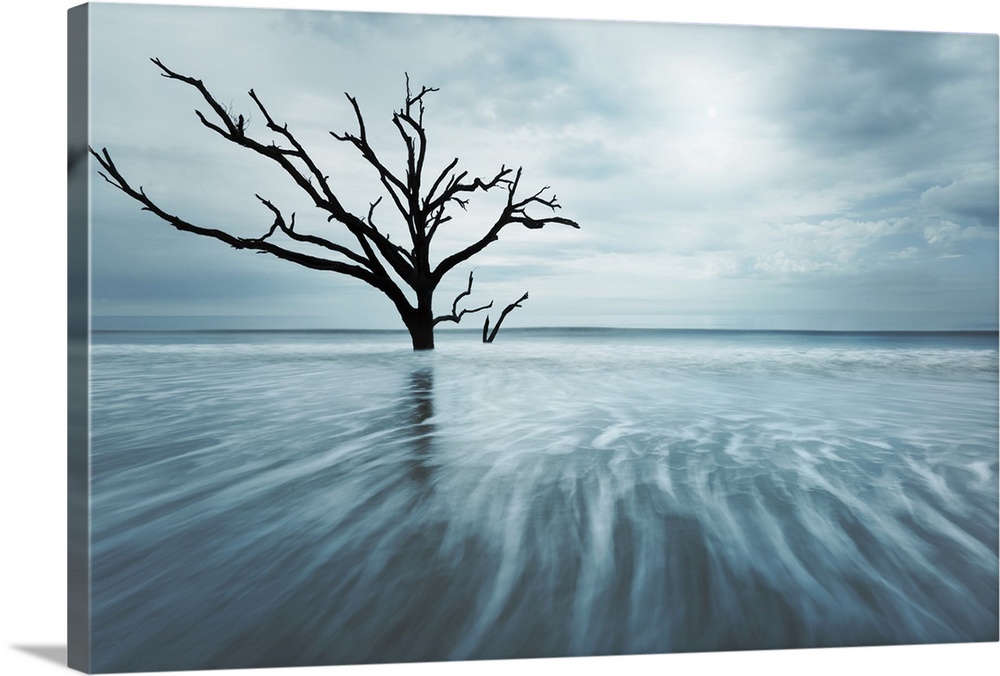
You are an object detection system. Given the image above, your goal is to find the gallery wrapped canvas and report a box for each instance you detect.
[68,2,998,673]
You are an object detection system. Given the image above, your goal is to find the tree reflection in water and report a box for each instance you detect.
[404,366,436,484]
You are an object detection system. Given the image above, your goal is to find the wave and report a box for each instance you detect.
[86,329,999,670]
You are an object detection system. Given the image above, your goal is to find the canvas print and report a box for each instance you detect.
[68,2,999,673]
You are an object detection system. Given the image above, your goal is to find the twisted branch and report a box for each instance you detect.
[433,167,579,285]
[483,292,529,343]
[89,147,384,286]
[434,271,493,325]
[252,195,373,268]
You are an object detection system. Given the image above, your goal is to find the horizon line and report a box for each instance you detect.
[90,326,1000,335]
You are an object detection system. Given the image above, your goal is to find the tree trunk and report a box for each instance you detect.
[406,316,435,350]
[405,290,436,350]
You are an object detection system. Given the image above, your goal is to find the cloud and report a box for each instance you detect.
[923,221,997,247]
[85,5,998,331]
[770,30,997,156]
[544,137,632,180]
[919,165,1000,228]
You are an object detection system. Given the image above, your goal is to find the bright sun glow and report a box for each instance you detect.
[707,106,718,118]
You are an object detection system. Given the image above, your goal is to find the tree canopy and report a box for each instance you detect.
[91,59,579,349]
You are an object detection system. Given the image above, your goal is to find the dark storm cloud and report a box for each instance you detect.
[771,30,996,156]
[920,170,1000,228]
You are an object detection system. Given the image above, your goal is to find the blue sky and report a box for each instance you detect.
[85,2,999,331]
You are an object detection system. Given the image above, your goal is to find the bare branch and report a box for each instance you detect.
[146,60,420,290]
[424,165,512,215]
[330,94,409,202]
[425,206,452,243]
[510,214,581,229]
[152,58,240,137]
[483,292,529,343]
[432,167,579,285]
[424,157,460,208]
[247,89,338,207]
[506,172,581,230]
[404,73,440,111]
[366,196,383,228]
[252,195,373,268]
[434,271,493,325]
[88,146,390,287]
[151,59,357,223]
[364,197,415,266]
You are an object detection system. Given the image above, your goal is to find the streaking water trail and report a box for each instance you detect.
[88,330,999,671]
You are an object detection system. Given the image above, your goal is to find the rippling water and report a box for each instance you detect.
[88,329,999,672]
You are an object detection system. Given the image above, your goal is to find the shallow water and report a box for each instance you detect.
[88,329,999,671]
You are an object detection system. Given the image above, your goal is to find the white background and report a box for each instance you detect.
[2,1,998,675]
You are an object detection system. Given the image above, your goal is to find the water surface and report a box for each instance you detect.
[89,329,999,671]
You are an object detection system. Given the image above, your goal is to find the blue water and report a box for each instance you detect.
[87,329,999,671]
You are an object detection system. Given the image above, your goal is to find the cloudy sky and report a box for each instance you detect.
[85,2,999,331]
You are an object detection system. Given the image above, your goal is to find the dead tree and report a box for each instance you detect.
[482,292,529,343]
[91,59,579,350]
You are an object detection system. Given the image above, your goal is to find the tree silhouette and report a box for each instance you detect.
[90,59,579,349]
[483,292,529,344]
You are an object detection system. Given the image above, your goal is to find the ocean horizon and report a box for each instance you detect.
[90,325,1000,337]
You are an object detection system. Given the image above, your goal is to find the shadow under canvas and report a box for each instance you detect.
[13,645,67,667]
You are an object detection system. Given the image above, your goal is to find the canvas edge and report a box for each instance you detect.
[57,4,1000,674]
[68,3,91,673]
